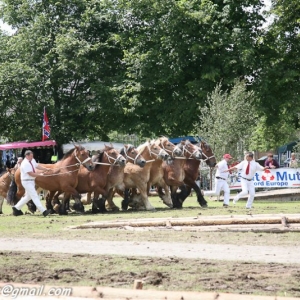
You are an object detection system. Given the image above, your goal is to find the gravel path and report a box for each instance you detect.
[0,238,299,264]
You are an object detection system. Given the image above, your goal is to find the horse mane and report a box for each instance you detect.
[92,145,114,163]
[120,144,135,156]
[137,141,150,153]
[62,146,86,160]
[158,136,168,144]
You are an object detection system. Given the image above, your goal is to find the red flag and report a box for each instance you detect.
[42,107,51,141]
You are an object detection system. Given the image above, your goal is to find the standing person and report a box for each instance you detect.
[227,152,267,209]
[264,153,279,169]
[14,157,23,170]
[12,150,51,217]
[289,153,298,168]
[203,154,232,207]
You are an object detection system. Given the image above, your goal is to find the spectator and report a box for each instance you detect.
[264,153,279,169]
[289,153,298,168]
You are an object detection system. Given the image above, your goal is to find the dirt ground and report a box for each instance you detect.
[1,238,300,297]
[0,237,299,264]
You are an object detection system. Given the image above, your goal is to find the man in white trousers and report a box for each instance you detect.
[227,152,267,209]
[12,150,51,217]
[203,153,232,207]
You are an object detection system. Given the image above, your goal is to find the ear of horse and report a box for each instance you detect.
[120,147,125,156]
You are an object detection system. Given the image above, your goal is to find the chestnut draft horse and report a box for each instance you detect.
[0,169,15,214]
[74,145,126,213]
[10,145,93,215]
[172,140,216,208]
[104,144,146,211]
[146,137,183,207]
[157,140,202,206]
[119,140,170,211]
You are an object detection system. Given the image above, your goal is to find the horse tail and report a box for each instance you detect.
[7,179,18,206]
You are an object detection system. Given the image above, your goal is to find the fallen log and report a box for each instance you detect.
[68,214,300,230]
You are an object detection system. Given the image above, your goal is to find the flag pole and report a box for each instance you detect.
[42,107,45,141]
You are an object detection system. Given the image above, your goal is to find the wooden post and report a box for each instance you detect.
[133,280,143,289]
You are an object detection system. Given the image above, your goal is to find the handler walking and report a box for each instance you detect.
[12,150,50,217]
[203,153,232,207]
[227,152,267,209]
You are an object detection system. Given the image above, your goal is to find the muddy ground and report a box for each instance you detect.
[1,251,300,297]
[1,240,300,297]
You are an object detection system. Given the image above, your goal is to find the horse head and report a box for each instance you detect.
[148,140,170,161]
[103,145,126,166]
[120,144,146,168]
[181,140,202,160]
[73,145,94,171]
[198,140,216,167]
[157,137,183,158]
[7,167,16,180]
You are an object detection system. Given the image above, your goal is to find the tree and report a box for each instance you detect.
[195,80,257,160]
[253,0,300,145]
[0,0,125,145]
[114,0,265,137]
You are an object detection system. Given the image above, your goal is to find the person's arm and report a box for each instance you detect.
[264,160,269,167]
[36,164,50,172]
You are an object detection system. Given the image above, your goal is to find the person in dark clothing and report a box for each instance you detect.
[264,153,280,169]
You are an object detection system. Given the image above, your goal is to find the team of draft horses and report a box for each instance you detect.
[0,137,216,215]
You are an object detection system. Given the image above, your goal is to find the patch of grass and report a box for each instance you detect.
[1,197,300,246]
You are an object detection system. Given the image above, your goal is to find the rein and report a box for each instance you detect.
[160,142,181,158]
[39,149,92,176]
[123,147,141,165]
[182,145,200,159]
[147,144,165,161]
[93,151,124,166]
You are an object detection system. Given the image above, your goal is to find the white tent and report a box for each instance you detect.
[62,141,124,153]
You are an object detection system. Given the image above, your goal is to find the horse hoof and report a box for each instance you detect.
[201,204,208,208]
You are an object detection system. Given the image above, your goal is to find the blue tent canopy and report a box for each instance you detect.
[169,136,201,145]
[277,141,298,153]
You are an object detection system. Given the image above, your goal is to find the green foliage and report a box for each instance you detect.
[0,0,299,150]
[196,80,257,160]
[253,0,300,142]
[0,0,125,144]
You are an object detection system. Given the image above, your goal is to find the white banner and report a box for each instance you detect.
[228,168,300,190]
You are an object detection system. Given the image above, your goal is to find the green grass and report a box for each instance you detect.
[1,196,300,245]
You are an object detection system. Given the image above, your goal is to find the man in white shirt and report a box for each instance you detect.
[203,153,232,207]
[12,150,51,217]
[227,152,267,209]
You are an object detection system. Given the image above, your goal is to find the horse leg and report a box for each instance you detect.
[0,196,3,214]
[157,182,173,208]
[192,182,208,207]
[171,185,190,208]
[139,187,155,211]
[59,192,71,215]
[26,200,37,213]
[121,189,130,211]
[72,193,84,213]
[105,189,119,211]
[81,192,92,205]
